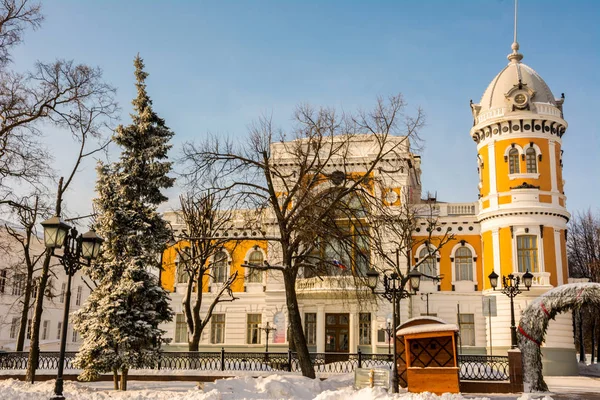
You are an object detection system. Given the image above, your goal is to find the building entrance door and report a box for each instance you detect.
[325,313,349,353]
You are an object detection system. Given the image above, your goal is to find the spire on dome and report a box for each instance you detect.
[507,0,523,63]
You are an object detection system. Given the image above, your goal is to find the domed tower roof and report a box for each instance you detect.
[470,42,565,133]
[479,43,556,112]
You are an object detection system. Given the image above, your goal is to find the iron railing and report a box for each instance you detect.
[0,351,508,381]
[458,354,509,381]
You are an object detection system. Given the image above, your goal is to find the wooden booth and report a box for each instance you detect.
[396,317,459,395]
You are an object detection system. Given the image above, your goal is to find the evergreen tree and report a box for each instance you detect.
[73,55,174,390]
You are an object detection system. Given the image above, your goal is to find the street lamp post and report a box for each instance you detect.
[41,216,103,400]
[366,268,423,393]
[382,319,393,354]
[488,270,533,349]
[260,322,277,354]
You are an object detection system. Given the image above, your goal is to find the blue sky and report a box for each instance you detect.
[11,0,600,219]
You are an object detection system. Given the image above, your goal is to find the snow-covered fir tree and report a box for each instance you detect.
[73,55,175,390]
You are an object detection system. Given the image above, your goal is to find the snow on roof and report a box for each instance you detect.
[396,322,459,336]
[398,316,448,328]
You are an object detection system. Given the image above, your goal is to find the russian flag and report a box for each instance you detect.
[332,260,347,270]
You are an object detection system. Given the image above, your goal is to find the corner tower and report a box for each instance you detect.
[471,41,570,289]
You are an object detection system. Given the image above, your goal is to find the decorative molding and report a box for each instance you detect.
[510,182,540,190]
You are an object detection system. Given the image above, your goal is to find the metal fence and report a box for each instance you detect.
[0,350,508,381]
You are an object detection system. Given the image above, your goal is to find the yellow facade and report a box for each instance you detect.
[161,239,267,293]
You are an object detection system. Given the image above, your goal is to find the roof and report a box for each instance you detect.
[480,43,555,112]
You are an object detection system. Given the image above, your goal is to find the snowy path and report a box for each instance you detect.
[1,374,599,399]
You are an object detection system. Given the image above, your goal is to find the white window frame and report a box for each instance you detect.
[450,243,478,285]
[511,226,543,274]
[210,314,226,344]
[10,317,19,339]
[175,313,188,343]
[246,314,262,345]
[75,286,82,306]
[359,313,371,345]
[245,247,265,284]
[458,313,475,346]
[42,320,50,340]
[211,250,230,284]
[414,244,439,284]
[304,313,317,345]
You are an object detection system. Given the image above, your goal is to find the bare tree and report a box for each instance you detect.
[567,209,600,365]
[568,209,600,282]
[181,95,424,378]
[370,191,455,326]
[176,192,240,351]
[4,193,51,351]
[0,0,43,67]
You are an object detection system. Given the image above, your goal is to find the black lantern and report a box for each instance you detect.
[366,268,380,290]
[408,269,422,292]
[41,216,72,249]
[522,270,534,289]
[80,229,104,260]
[488,270,499,289]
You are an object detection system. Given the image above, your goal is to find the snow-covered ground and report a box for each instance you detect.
[1,374,599,400]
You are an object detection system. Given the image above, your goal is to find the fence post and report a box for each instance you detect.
[287,350,292,372]
[221,347,225,371]
[358,349,362,369]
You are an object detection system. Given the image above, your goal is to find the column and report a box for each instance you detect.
[349,312,356,353]
[492,228,501,275]
[488,142,498,208]
[554,229,564,285]
[316,306,325,353]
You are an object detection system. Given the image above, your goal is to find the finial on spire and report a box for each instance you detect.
[507,0,523,63]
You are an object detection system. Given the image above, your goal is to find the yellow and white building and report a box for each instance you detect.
[160,40,577,375]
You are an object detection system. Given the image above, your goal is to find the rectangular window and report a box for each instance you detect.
[247,314,262,344]
[12,274,25,296]
[10,317,19,339]
[60,283,66,303]
[26,318,32,339]
[0,269,7,294]
[210,314,225,344]
[377,328,387,343]
[359,313,371,345]
[72,328,78,342]
[57,322,62,340]
[304,313,317,345]
[517,235,538,272]
[459,314,475,346]
[75,286,82,306]
[175,313,188,343]
[42,320,49,340]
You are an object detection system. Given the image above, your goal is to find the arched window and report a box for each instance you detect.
[212,251,228,283]
[509,148,520,174]
[176,247,190,283]
[418,247,436,281]
[517,235,538,272]
[526,148,537,173]
[246,249,263,283]
[454,247,473,281]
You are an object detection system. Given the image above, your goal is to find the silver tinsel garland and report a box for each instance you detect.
[518,282,600,392]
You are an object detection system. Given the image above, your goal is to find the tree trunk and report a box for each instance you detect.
[113,368,119,390]
[120,368,128,391]
[26,177,64,383]
[25,252,51,382]
[190,269,203,351]
[16,270,34,351]
[591,315,596,364]
[283,270,314,379]
[579,308,586,363]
